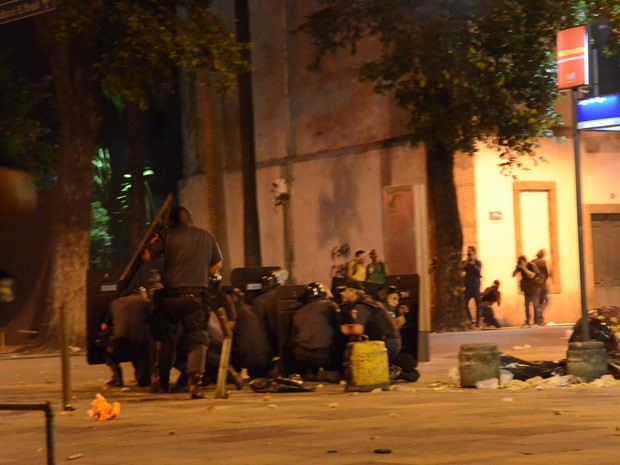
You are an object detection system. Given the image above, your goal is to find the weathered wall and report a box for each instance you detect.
[214,0,414,286]
[180,0,620,328]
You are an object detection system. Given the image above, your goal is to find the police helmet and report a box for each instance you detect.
[209,273,223,289]
[261,269,288,289]
[304,282,325,300]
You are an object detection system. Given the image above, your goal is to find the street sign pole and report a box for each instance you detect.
[572,88,590,342]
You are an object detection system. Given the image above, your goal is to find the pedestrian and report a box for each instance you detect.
[346,250,367,282]
[481,280,501,328]
[532,249,550,320]
[463,245,483,328]
[142,205,223,399]
[366,249,388,284]
[512,255,542,327]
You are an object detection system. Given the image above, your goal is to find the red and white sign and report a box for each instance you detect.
[557,26,588,89]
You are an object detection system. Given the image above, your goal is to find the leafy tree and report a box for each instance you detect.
[97,0,249,257]
[31,0,249,347]
[0,52,55,184]
[301,0,619,331]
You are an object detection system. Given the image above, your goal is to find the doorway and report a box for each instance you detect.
[591,213,620,307]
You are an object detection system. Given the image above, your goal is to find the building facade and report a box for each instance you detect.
[180,1,620,328]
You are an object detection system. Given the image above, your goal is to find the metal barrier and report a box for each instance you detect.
[0,401,55,465]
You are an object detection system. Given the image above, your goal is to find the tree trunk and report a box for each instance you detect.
[426,142,467,332]
[235,0,262,266]
[126,103,147,247]
[201,75,231,275]
[35,7,103,348]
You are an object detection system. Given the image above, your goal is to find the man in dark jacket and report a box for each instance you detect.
[463,246,483,328]
[481,280,502,328]
[532,249,550,322]
[512,255,541,327]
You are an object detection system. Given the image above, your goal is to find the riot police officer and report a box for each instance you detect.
[142,206,222,399]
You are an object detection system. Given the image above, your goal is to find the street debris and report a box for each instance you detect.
[249,375,315,393]
[475,378,499,389]
[87,393,120,421]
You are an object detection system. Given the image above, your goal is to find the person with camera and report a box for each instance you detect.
[512,255,542,327]
[463,246,483,328]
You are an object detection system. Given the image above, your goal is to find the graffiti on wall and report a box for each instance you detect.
[330,243,350,278]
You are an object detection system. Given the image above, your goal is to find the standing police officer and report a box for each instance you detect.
[142,206,222,399]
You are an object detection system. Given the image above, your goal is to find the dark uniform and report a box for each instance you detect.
[231,300,273,378]
[203,287,238,383]
[251,287,279,359]
[345,296,400,358]
[146,207,222,396]
[291,297,343,377]
[103,291,152,387]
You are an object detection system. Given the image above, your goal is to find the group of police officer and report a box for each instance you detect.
[100,205,419,399]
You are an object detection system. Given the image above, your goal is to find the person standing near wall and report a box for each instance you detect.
[463,246,483,328]
[347,250,367,282]
[512,255,541,328]
[532,249,550,323]
[366,249,388,284]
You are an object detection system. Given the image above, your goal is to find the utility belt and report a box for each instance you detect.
[163,287,208,299]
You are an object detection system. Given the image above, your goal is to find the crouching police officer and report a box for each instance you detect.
[142,206,223,399]
[290,282,344,381]
[338,281,404,382]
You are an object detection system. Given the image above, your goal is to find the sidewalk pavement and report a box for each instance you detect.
[3,325,620,465]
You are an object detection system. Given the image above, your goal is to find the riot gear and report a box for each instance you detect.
[303,282,327,301]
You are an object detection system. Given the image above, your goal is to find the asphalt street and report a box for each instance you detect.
[4,324,620,465]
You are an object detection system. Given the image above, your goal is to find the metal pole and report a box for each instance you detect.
[0,402,55,465]
[281,0,297,283]
[44,401,56,465]
[572,88,590,341]
[414,184,431,362]
[59,306,73,411]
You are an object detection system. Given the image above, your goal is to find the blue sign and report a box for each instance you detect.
[577,93,620,130]
[0,0,55,26]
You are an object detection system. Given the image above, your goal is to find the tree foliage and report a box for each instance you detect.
[301,0,620,330]
[0,52,55,185]
[27,0,249,347]
[99,0,250,110]
[304,1,596,166]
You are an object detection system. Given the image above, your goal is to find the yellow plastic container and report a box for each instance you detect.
[344,338,390,392]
